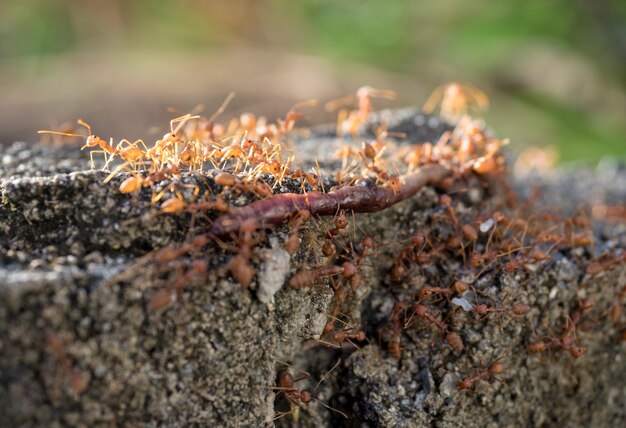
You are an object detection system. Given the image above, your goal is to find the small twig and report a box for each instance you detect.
[209,164,451,236]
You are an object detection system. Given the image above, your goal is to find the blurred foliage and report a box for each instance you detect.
[0,0,624,161]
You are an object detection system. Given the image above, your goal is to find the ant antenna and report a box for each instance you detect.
[207,92,236,123]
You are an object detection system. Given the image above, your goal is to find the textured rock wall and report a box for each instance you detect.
[1,111,624,427]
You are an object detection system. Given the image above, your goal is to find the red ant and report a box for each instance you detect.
[228,219,259,288]
[472,302,507,318]
[331,329,367,348]
[275,99,318,135]
[45,332,89,394]
[437,194,479,265]
[288,265,345,289]
[272,370,313,421]
[149,235,209,266]
[214,171,273,198]
[212,219,259,288]
[272,362,348,421]
[390,261,407,282]
[390,234,443,282]
[585,252,625,276]
[326,86,396,136]
[527,315,587,358]
[148,259,208,311]
[314,225,373,337]
[453,280,470,294]
[320,243,371,336]
[319,314,368,350]
[470,289,530,326]
[308,210,350,264]
[103,163,182,195]
[321,283,350,337]
[386,300,411,359]
[355,86,396,123]
[39,119,120,169]
[405,303,448,332]
[284,210,311,254]
[423,82,489,122]
[289,168,320,193]
[327,210,350,238]
[457,359,504,391]
[417,285,454,303]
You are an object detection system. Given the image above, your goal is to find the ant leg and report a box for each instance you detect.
[312,397,350,419]
[274,360,312,382]
[151,185,172,204]
[88,149,107,170]
[103,161,135,184]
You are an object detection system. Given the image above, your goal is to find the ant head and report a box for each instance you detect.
[457,378,473,390]
[299,390,312,404]
[331,331,345,342]
[473,304,488,316]
[492,211,507,224]
[84,135,100,147]
[305,173,318,187]
[265,161,281,175]
[334,211,349,229]
[489,361,504,374]
[453,280,469,294]
[362,236,375,250]
[445,83,463,97]
[418,287,434,299]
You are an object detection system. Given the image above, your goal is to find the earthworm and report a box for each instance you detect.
[209,163,451,236]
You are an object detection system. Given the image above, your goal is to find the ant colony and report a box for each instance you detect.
[39,82,625,423]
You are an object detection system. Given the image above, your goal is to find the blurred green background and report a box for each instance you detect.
[0,0,624,162]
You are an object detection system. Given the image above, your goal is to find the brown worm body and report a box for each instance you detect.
[209,164,451,236]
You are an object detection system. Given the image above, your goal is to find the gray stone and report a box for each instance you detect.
[1,110,625,427]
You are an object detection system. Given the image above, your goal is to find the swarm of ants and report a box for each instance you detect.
[40,82,625,424]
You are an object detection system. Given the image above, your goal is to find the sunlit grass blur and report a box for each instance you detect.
[1,0,624,163]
